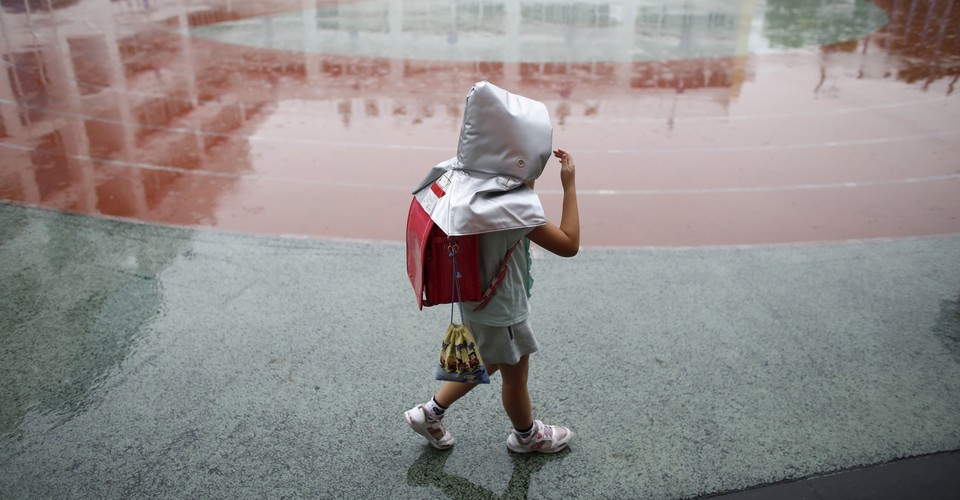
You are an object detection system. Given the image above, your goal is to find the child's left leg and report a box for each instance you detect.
[434,364,499,407]
[405,366,500,449]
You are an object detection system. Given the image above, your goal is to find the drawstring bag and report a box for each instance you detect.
[436,324,489,384]
[435,239,491,384]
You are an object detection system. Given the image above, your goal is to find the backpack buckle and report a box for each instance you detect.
[447,240,460,256]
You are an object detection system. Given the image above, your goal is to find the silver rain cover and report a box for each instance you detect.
[413,81,552,236]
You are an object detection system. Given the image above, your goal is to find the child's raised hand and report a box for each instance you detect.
[553,149,576,189]
[529,149,580,257]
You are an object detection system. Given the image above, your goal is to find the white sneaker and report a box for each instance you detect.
[506,420,573,453]
[404,404,454,450]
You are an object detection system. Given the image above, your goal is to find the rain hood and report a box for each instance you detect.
[413,81,551,236]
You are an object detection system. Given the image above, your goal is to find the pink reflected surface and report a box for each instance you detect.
[1,0,958,247]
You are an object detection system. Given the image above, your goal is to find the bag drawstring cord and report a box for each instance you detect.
[449,240,465,325]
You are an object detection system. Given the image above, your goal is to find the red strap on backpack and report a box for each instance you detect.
[472,239,522,311]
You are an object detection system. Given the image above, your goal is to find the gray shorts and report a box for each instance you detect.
[466,318,539,366]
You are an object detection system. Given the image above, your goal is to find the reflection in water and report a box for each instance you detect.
[0,0,957,242]
[874,0,960,91]
[0,1,282,226]
[763,0,886,49]
[808,0,960,95]
[932,292,960,364]
[407,446,569,499]
[0,0,82,13]
[191,0,887,62]
[0,204,187,437]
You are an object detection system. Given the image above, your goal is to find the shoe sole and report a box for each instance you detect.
[404,410,454,450]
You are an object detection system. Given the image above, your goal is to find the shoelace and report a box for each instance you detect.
[532,424,568,444]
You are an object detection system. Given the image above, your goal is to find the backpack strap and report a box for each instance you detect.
[472,239,523,312]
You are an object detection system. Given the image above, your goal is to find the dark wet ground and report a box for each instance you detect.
[2,204,959,498]
[2,0,960,498]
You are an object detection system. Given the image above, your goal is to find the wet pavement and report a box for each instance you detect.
[2,0,960,498]
[2,203,959,498]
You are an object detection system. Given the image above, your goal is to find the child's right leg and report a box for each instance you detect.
[497,356,533,430]
[500,355,574,454]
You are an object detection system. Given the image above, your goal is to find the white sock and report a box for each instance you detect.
[515,421,536,440]
[423,397,447,421]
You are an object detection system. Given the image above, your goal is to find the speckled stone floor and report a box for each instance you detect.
[2,203,959,498]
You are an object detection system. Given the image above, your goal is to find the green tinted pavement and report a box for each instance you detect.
[2,203,959,498]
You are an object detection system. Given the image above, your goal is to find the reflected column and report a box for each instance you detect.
[387,0,406,125]
[0,25,39,204]
[89,0,148,216]
[302,0,336,98]
[179,0,200,108]
[503,0,520,86]
[177,0,211,183]
[388,0,404,77]
[302,0,321,83]
[0,6,25,140]
[616,0,639,87]
[730,0,756,98]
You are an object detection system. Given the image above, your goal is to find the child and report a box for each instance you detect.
[404,82,580,454]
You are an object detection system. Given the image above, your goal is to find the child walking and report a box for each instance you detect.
[404,81,580,454]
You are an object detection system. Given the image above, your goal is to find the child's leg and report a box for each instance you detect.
[406,367,501,450]
[498,354,574,453]
[497,355,532,430]
[434,381,477,408]
[434,365,500,407]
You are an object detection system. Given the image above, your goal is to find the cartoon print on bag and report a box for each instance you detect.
[469,351,480,370]
[447,355,458,372]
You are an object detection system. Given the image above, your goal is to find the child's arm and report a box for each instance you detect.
[527,149,580,257]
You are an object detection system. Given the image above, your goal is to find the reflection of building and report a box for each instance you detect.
[183,0,761,130]
[804,0,960,95]
[295,0,753,63]
[0,0,281,223]
[192,0,758,97]
[764,0,885,49]
[0,0,81,12]
[0,0,761,205]
[872,0,960,91]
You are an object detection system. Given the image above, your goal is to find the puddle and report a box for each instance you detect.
[0,206,188,437]
[932,292,960,363]
[407,446,570,499]
[190,0,889,62]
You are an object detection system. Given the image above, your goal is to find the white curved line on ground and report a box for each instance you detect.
[4,141,958,195]
[3,99,957,154]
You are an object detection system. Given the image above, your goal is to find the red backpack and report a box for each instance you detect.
[406,197,520,311]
